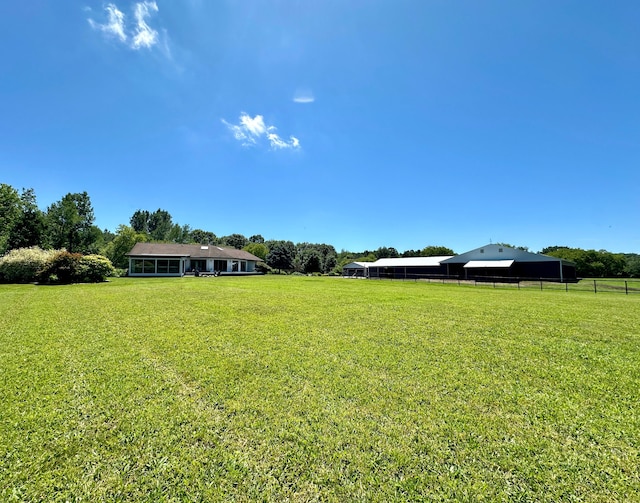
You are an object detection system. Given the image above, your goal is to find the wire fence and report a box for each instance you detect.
[352,275,640,295]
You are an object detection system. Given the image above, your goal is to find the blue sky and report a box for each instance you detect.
[1,1,638,254]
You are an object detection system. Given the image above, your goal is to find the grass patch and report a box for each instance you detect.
[1,276,639,501]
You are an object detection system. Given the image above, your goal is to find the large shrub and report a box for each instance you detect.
[0,247,56,283]
[79,254,116,282]
[38,251,115,284]
[38,251,83,284]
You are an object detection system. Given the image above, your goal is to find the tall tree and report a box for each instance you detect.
[46,192,95,253]
[148,209,173,241]
[0,184,21,255]
[104,225,147,269]
[130,210,150,233]
[244,242,268,261]
[223,233,248,249]
[374,246,399,259]
[7,188,46,251]
[190,229,217,244]
[265,240,295,272]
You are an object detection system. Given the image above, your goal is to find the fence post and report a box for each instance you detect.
[566,282,568,293]
[540,280,543,291]
[594,280,597,294]
[625,280,628,295]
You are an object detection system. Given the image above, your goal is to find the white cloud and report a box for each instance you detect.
[293,89,315,104]
[223,113,301,150]
[132,1,159,49]
[88,1,162,51]
[88,4,127,43]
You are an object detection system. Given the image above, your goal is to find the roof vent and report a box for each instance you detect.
[201,246,209,250]
[216,246,223,250]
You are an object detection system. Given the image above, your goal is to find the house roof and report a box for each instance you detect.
[370,256,453,268]
[127,243,262,261]
[441,244,573,265]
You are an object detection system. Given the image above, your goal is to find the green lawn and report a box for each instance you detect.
[1,276,639,501]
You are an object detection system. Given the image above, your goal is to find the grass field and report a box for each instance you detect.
[1,276,639,501]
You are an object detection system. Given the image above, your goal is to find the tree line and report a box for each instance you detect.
[1,183,639,277]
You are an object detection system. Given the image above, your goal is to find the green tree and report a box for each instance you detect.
[223,233,248,249]
[104,225,147,269]
[374,246,399,259]
[624,254,640,278]
[421,245,455,256]
[7,188,46,252]
[0,184,21,255]
[543,246,626,278]
[265,240,295,272]
[190,229,217,244]
[130,210,150,233]
[244,242,268,261]
[168,224,191,243]
[46,192,95,253]
[148,209,173,241]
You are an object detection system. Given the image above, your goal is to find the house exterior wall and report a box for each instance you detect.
[128,257,185,277]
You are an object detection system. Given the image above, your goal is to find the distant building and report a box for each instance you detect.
[367,256,453,279]
[343,245,577,283]
[342,262,372,278]
[441,244,576,282]
[126,243,262,277]
[343,256,452,279]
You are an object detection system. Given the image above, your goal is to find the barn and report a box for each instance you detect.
[367,256,453,280]
[342,262,371,278]
[343,256,453,279]
[441,244,576,282]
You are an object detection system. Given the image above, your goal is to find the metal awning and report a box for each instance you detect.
[464,260,514,268]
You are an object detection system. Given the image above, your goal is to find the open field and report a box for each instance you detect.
[1,276,639,501]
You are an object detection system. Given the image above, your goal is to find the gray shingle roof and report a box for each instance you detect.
[126,243,262,261]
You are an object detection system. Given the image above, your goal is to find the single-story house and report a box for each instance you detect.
[441,244,576,282]
[126,243,262,277]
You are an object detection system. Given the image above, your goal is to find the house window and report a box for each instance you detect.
[143,260,155,274]
[168,260,180,273]
[480,249,484,254]
[132,259,144,273]
[499,248,503,253]
[241,261,247,272]
[214,259,226,272]
[157,260,169,273]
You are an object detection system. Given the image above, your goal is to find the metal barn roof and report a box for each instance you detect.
[370,256,453,268]
[442,244,569,264]
[464,260,514,268]
[343,262,372,269]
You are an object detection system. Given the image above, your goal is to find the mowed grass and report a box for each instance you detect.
[1,277,639,502]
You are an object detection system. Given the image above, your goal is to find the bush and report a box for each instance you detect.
[0,247,57,283]
[38,251,115,284]
[39,251,83,284]
[80,254,116,282]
